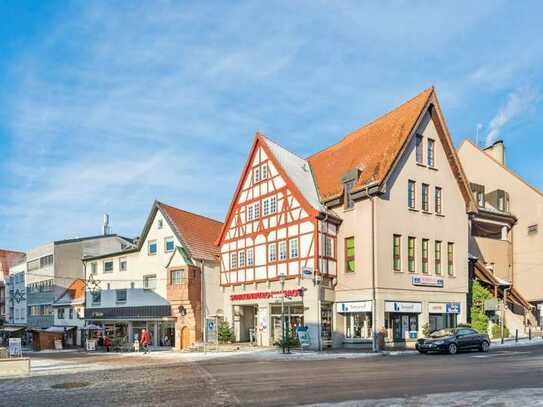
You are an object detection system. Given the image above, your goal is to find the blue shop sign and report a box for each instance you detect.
[446,303,461,314]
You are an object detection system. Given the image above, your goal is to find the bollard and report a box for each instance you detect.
[529,328,532,341]
[515,329,518,343]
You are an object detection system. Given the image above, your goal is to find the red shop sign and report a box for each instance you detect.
[230,289,303,302]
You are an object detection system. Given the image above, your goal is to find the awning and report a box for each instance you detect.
[45,326,76,333]
[0,326,25,333]
[84,324,105,331]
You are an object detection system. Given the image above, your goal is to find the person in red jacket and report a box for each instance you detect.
[104,335,112,352]
[140,328,152,354]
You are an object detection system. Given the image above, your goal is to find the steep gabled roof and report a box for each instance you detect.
[460,139,543,199]
[54,279,86,306]
[307,87,476,213]
[216,134,324,245]
[308,88,434,201]
[157,202,223,262]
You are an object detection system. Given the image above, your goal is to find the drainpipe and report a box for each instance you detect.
[200,259,206,351]
[317,210,329,352]
[368,185,378,353]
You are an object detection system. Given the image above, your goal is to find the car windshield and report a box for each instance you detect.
[429,328,455,338]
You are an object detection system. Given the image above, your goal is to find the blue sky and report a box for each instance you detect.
[1,1,543,250]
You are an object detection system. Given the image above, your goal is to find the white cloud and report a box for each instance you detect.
[486,87,540,146]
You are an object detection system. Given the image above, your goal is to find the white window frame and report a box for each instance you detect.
[148,240,158,256]
[289,238,299,259]
[230,252,238,269]
[279,241,287,261]
[270,196,277,214]
[247,248,254,266]
[164,236,175,253]
[119,257,127,272]
[268,243,277,262]
[143,274,157,290]
[103,261,114,273]
[239,251,246,268]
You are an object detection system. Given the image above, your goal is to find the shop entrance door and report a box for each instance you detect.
[180,326,190,349]
[390,313,418,341]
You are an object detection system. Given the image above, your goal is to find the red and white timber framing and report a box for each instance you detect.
[217,134,337,287]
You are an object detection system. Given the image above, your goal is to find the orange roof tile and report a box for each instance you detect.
[158,202,223,261]
[308,87,434,201]
[0,249,25,277]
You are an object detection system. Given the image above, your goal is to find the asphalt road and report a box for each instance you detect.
[3,345,543,406]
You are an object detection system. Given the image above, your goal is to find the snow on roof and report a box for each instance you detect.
[261,136,326,212]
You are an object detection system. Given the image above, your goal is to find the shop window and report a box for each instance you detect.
[422,184,429,212]
[408,180,416,209]
[447,242,454,276]
[408,237,416,273]
[345,237,355,273]
[344,312,372,339]
[435,241,442,275]
[393,235,401,271]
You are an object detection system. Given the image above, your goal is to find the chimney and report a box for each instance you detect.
[103,214,111,235]
[483,140,505,165]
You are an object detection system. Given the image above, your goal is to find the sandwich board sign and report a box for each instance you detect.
[8,338,22,357]
[296,326,311,350]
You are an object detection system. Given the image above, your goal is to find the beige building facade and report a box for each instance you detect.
[458,139,543,326]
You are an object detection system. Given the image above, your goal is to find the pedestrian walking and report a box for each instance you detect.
[140,328,151,354]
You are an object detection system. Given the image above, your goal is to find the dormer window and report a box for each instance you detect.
[344,180,355,209]
[470,183,485,208]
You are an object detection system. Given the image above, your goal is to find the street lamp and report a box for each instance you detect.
[279,273,287,354]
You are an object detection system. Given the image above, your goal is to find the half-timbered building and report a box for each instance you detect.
[219,87,476,349]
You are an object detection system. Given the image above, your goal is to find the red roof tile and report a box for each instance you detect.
[158,202,223,262]
[0,249,25,277]
[309,87,433,201]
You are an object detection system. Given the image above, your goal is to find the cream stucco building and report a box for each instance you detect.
[458,139,542,328]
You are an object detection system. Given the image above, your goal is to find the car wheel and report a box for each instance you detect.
[418,349,427,354]
[480,341,489,353]
[448,343,457,355]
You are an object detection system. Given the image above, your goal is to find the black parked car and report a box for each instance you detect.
[416,327,490,354]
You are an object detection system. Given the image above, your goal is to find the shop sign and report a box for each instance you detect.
[296,326,311,348]
[230,289,303,302]
[86,339,96,351]
[302,267,313,279]
[446,303,461,314]
[411,275,444,288]
[385,301,422,313]
[336,301,372,313]
[429,303,461,314]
